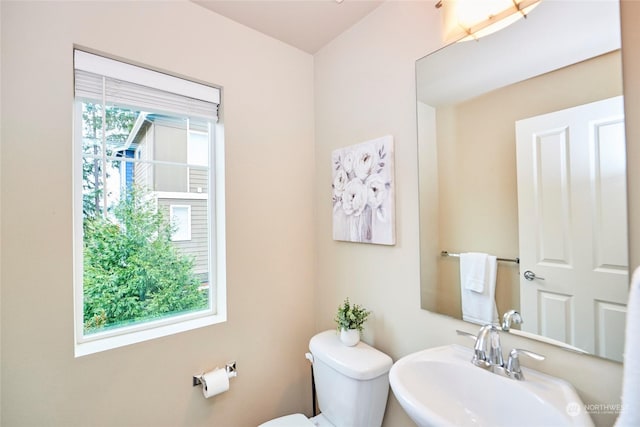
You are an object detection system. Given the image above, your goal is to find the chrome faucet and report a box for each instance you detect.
[472,324,504,369]
[461,321,546,381]
[501,309,523,331]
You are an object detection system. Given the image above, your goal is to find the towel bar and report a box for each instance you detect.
[441,251,519,264]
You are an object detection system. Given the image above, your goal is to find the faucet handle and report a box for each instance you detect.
[506,348,545,380]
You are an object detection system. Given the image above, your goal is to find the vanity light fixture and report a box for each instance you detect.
[436,0,541,43]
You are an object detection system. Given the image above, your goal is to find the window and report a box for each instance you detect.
[188,131,209,167]
[170,205,192,241]
[73,50,226,356]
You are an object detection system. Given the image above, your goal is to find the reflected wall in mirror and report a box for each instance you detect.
[417,0,628,362]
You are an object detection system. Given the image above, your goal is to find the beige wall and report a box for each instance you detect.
[0,1,315,426]
[314,2,633,427]
[433,51,623,317]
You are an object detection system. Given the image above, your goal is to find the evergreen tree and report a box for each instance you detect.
[83,188,206,332]
[81,103,136,217]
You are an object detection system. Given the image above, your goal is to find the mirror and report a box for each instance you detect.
[417,1,628,362]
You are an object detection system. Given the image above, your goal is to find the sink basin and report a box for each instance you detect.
[389,344,593,427]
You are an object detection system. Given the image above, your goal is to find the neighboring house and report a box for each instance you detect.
[116,113,210,284]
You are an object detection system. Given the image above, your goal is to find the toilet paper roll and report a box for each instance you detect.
[201,368,229,398]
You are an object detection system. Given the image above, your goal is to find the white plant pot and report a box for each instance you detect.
[340,328,360,346]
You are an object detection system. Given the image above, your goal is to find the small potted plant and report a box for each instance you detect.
[335,297,371,346]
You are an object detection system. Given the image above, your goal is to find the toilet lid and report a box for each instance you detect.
[258,413,314,427]
[309,330,392,380]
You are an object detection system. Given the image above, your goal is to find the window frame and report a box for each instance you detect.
[72,49,226,357]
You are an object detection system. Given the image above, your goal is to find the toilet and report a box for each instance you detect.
[259,330,393,427]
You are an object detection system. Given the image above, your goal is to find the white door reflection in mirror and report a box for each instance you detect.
[516,96,628,361]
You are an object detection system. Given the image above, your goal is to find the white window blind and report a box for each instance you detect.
[74,50,219,121]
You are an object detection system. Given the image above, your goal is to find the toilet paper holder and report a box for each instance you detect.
[193,361,237,387]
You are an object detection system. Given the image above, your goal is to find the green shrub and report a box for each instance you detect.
[83,188,206,333]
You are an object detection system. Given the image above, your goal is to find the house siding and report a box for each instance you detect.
[154,124,188,192]
[134,126,153,191]
[158,198,209,280]
[132,121,210,282]
[189,168,208,193]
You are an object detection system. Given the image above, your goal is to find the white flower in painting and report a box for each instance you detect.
[365,173,388,208]
[341,151,355,174]
[354,146,378,180]
[333,169,348,197]
[342,179,368,216]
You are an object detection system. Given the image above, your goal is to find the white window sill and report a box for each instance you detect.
[75,312,226,357]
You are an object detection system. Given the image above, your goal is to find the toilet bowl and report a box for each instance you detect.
[259,330,393,427]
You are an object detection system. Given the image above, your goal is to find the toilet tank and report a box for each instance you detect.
[309,330,393,427]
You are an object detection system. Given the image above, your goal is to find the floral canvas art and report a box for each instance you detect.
[332,135,395,245]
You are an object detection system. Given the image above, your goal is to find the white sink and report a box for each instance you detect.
[389,344,593,427]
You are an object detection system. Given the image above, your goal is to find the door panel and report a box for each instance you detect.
[534,127,572,266]
[595,301,626,360]
[538,291,572,344]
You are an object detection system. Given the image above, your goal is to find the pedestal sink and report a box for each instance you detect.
[389,344,593,427]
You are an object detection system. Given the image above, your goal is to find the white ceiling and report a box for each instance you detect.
[193,0,384,54]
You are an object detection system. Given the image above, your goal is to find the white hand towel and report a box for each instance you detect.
[614,266,640,427]
[461,252,489,292]
[459,253,498,325]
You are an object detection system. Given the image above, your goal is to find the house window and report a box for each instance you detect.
[188,131,209,167]
[187,130,209,194]
[170,205,192,241]
[73,49,226,356]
